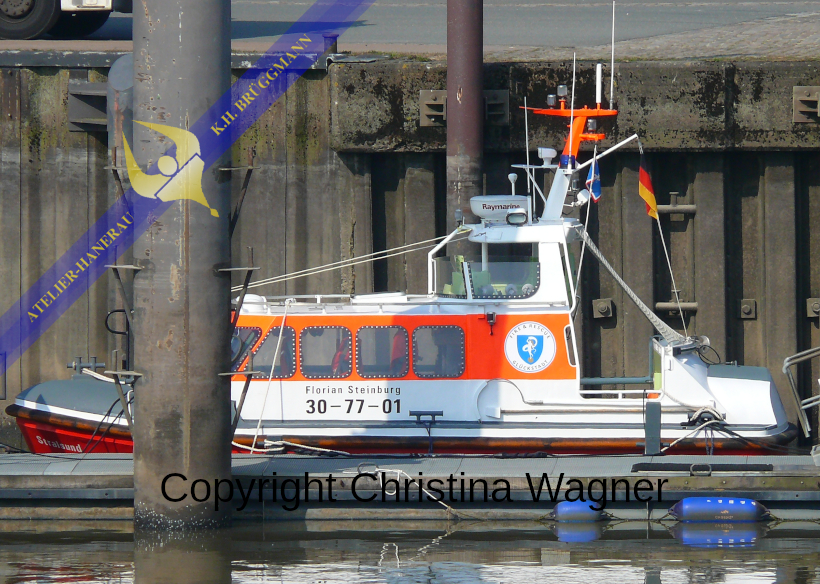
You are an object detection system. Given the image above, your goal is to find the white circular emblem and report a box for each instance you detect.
[504,321,556,373]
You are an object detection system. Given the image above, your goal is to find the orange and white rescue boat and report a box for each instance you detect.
[7,77,801,456]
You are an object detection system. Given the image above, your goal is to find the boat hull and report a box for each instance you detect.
[17,417,132,454]
[9,404,798,456]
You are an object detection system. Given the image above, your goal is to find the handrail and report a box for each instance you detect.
[259,294,350,302]
[782,346,820,438]
[427,226,471,294]
[581,338,655,387]
[782,346,820,373]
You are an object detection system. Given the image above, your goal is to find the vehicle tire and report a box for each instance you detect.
[0,0,61,40]
[47,10,110,38]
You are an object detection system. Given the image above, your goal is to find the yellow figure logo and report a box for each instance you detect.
[123,122,219,218]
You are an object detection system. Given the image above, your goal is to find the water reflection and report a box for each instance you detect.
[134,530,232,584]
[0,520,818,583]
[671,522,766,548]
[550,522,604,543]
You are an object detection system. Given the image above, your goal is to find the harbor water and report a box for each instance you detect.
[2,521,819,583]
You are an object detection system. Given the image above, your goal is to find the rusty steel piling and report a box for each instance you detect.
[131,0,233,528]
[446,0,484,235]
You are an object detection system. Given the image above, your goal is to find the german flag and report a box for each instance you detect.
[638,155,658,219]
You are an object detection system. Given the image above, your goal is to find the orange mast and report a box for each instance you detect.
[524,102,617,167]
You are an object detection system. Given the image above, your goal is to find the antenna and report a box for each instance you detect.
[596,63,602,107]
[610,1,616,109]
[508,172,518,196]
[568,52,576,169]
[524,96,531,193]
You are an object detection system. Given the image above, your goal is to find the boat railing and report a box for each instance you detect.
[579,339,659,400]
[258,294,352,304]
[782,345,820,437]
[428,225,471,294]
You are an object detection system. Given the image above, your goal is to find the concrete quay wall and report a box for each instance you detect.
[0,57,819,447]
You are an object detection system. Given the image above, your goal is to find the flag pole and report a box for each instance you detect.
[638,139,688,336]
[655,215,688,336]
[572,144,596,307]
[569,52,576,169]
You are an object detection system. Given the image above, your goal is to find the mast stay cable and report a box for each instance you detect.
[574,224,686,345]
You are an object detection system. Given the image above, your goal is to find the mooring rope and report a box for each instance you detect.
[660,419,724,453]
[345,465,482,521]
[233,234,469,292]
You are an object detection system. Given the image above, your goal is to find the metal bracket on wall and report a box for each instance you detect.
[68,81,107,132]
[106,166,128,198]
[105,264,142,332]
[105,370,142,432]
[656,204,696,215]
[220,147,258,238]
[739,298,757,319]
[807,298,820,318]
[655,301,698,314]
[793,86,820,123]
[218,247,259,338]
[220,369,261,436]
[419,89,510,127]
[419,90,447,126]
[592,298,613,319]
[484,90,510,126]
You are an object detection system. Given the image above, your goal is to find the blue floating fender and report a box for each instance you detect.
[671,522,762,548]
[553,522,604,543]
[669,497,769,522]
[548,500,605,522]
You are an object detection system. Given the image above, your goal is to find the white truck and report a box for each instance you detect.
[0,0,131,39]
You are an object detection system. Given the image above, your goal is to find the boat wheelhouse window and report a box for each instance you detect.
[412,325,465,378]
[250,326,296,378]
[356,326,409,379]
[300,326,353,379]
[433,256,467,298]
[467,257,540,299]
[230,326,262,372]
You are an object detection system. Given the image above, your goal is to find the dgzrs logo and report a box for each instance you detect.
[504,321,556,373]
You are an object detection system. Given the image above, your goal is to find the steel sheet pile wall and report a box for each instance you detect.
[0,59,819,447]
[230,69,374,298]
[0,67,113,448]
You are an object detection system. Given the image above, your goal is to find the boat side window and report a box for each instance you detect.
[230,326,262,372]
[412,325,465,378]
[300,326,353,379]
[251,326,296,378]
[433,256,468,298]
[356,326,409,379]
[467,257,540,299]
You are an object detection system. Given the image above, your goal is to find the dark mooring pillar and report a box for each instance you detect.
[132,0,232,528]
[446,0,483,234]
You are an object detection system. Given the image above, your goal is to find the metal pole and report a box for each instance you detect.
[446,0,483,240]
[132,0,232,529]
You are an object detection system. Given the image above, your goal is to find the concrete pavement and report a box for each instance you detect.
[2,1,820,61]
